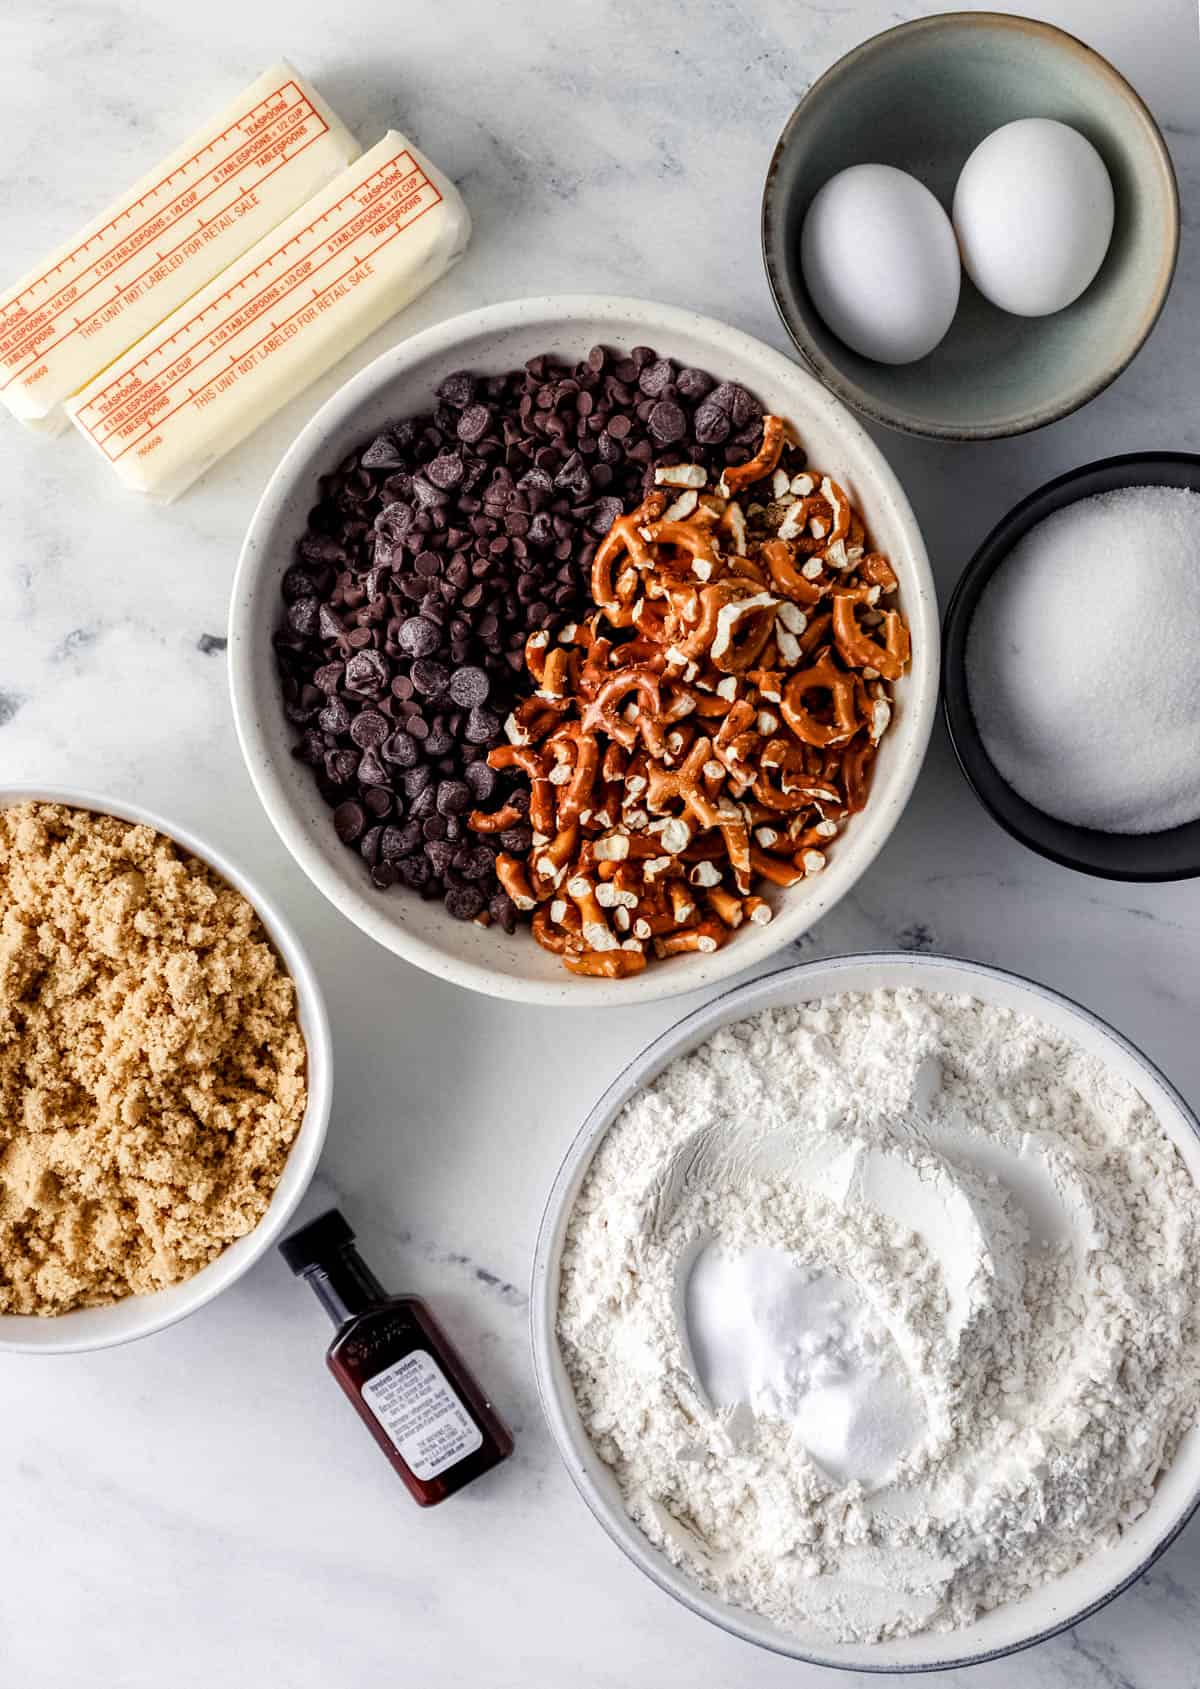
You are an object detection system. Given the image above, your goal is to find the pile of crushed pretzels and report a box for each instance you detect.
[467,415,910,977]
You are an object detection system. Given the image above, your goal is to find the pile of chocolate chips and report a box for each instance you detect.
[273,346,765,926]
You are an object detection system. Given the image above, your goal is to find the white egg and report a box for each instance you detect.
[800,164,961,365]
[953,119,1115,317]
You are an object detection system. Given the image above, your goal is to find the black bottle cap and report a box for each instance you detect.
[279,1208,355,1275]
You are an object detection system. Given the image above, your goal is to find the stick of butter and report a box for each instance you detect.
[67,134,470,502]
[0,63,360,434]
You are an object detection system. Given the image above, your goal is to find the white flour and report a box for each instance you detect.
[556,990,1200,1643]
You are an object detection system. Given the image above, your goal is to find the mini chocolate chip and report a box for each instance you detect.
[359,825,383,865]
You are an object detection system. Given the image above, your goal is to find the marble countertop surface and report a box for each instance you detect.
[2,0,1199,1682]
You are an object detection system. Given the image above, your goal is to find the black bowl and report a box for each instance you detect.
[942,452,1200,881]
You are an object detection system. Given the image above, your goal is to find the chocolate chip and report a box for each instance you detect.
[445,886,485,921]
[648,400,686,444]
[287,597,320,638]
[448,666,490,707]
[349,710,389,749]
[465,705,500,743]
[381,730,419,768]
[396,854,431,888]
[693,399,731,446]
[362,435,405,470]
[458,845,497,881]
[436,779,470,816]
[357,748,389,786]
[425,838,457,875]
[591,496,624,536]
[319,698,351,736]
[333,801,365,843]
[465,762,497,803]
[638,358,675,397]
[397,616,440,657]
[676,366,715,401]
[384,821,422,858]
[457,403,492,444]
[438,371,476,408]
[344,650,389,695]
[426,451,465,490]
[499,823,533,854]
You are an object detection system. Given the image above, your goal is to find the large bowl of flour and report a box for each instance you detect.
[531,955,1200,1670]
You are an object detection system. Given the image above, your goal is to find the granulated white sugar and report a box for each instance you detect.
[966,484,1200,834]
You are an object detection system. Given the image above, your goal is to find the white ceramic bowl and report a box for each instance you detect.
[230,296,938,1006]
[0,787,333,1355]
[531,953,1200,1671]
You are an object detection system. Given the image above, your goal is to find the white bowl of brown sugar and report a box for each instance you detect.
[231,296,939,1006]
[0,789,332,1353]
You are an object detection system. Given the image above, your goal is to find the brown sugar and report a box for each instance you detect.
[0,801,308,1316]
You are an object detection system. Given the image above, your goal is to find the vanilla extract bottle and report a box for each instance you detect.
[281,1209,513,1504]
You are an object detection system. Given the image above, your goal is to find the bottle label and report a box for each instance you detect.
[361,1349,483,1480]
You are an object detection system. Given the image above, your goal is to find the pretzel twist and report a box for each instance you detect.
[469,416,908,974]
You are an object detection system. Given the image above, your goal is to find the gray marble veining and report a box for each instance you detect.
[1,1,1198,1683]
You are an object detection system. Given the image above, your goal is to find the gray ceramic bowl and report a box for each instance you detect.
[762,13,1179,440]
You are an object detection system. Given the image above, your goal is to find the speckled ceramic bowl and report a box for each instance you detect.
[231,296,939,1007]
[532,954,1200,1671]
[762,13,1179,440]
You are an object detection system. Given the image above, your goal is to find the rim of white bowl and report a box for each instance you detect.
[0,786,333,1354]
[530,952,1200,1670]
[230,295,939,1007]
